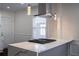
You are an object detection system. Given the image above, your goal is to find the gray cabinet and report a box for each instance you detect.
[69,40,79,56]
[39,43,69,56]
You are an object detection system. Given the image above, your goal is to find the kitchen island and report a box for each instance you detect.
[8,39,73,56]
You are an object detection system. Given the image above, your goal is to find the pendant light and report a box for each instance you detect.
[54,13,57,20]
[27,4,31,15]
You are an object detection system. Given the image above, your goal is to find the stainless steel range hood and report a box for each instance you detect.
[34,3,54,17]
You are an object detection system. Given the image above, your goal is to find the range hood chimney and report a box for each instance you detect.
[35,3,54,17]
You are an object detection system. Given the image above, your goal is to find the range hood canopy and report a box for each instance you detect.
[34,3,55,17]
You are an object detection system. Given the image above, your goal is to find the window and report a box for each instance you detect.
[33,16,46,39]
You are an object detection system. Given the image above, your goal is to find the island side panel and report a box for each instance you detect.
[39,43,69,56]
[8,45,37,56]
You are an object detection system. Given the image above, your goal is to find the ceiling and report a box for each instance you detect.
[0,3,38,12]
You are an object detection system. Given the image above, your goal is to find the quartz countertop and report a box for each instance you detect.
[9,39,73,53]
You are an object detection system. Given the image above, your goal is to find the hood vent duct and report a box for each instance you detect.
[34,3,54,17]
[38,3,46,16]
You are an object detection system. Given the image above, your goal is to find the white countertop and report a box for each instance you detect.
[9,39,73,53]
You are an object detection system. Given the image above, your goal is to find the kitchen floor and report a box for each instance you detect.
[0,48,8,56]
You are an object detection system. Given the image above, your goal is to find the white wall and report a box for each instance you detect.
[14,10,34,43]
[61,4,74,40]
[46,4,57,39]
[14,6,40,42]
[46,17,57,39]
[0,10,15,47]
[58,4,79,40]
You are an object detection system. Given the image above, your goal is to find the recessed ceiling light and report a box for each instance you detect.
[6,6,10,9]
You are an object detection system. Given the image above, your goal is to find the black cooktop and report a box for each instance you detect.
[28,39,56,44]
